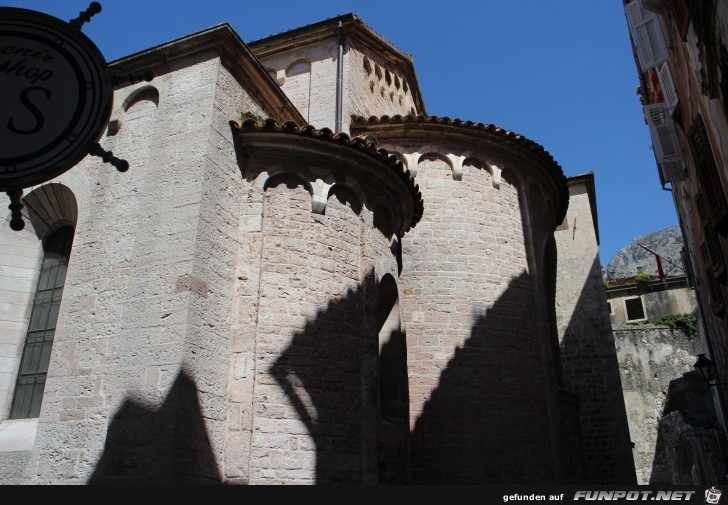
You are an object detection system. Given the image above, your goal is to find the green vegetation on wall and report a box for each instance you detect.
[651,313,698,336]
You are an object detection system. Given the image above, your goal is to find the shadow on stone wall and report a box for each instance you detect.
[649,370,727,484]
[377,325,410,484]
[88,370,221,485]
[268,266,635,484]
[407,271,560,484]
[85,262,636,484]
[559,255,637,484]
[268,274,374,484]
[270,270,567,483]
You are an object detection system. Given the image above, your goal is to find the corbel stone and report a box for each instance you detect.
[403,152,419,176]
[311,178,334,214]
[447,154,465,181]
[489,163,502,189]
[275,69,286,86]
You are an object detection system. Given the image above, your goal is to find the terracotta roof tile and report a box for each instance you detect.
[352,114,556,159]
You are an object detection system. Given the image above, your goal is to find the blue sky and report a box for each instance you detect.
[5,0,679,265]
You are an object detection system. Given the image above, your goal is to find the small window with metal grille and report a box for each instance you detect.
[625,297,646,321]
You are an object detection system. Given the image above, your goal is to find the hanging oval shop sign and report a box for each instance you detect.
[0,6,112,192]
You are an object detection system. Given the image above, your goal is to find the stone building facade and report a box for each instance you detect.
[552,173,636,484]
[623,0,728,481]
[607,275,697,326]
[0,14,635,484]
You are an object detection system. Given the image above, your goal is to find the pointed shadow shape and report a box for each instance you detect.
[408,271,563,484]
[88,370,222,485]
[559,255,637,484]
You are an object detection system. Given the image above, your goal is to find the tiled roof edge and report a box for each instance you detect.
[350,114,569,224]
[351,114,556,161]
[230,117,424,230]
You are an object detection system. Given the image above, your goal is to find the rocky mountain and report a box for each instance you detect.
[604,225,685,280]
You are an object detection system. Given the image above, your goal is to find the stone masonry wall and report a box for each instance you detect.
[0,53,263,484]
[250,181,360,484]
[255,42,338,130]
[347,41,417,125]
[613,325,706,484]
[396,151,556,483]
[242,178,399,484]
[554,180,636,484]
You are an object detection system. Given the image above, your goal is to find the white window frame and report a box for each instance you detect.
[625,0,670,70]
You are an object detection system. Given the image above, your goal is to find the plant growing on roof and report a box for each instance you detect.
[239,111,265,127]
[635,273,652,283]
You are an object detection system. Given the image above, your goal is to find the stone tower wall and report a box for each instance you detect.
[370,136,564,483]
[554,178,637,484]
[347,40,418,121]
[252,36,416,132]
[225,118,419,483]
[253,42,339,129]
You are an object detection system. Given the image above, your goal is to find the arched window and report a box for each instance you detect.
[10,226,74,419]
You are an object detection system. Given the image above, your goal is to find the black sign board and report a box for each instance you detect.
[0,6,112,192]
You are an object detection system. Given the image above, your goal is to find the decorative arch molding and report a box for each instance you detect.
[262,170,314,199]
[464,155,503,189]
[387,151,408,172]
[374,146,417,176]
[252,159,410,221]
[326,184,362,215]
[282,59,312,122]
[285,58,311,78]
[416,150,452,172]
[462,156,488,178]
[383,145,503,188]
[418,150,468,180]
[122,85,160,112]
[231,119,422,235]
[257,165,374,217]
[22,183,78,241]
[106,84,160,137]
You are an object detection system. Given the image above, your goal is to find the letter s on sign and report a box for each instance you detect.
[7,86,51,134]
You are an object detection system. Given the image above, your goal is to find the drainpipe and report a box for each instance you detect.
[335,21,344,133]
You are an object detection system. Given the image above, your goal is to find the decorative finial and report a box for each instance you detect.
[69,2,102,31]
[6,189,24,231]
[89,143,129,172]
